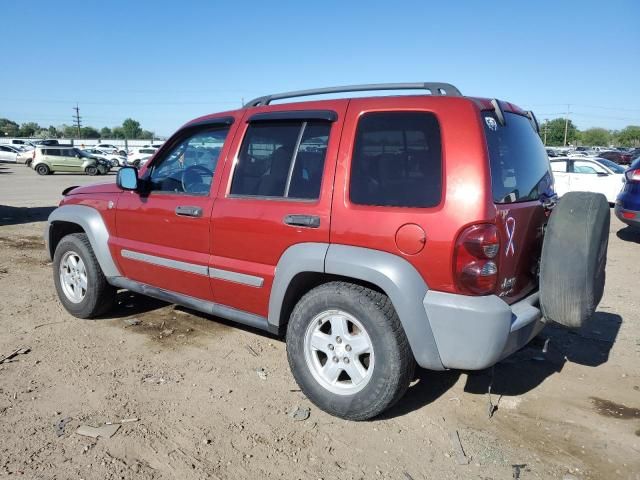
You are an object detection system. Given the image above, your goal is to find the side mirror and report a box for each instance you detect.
[117,166,138,191]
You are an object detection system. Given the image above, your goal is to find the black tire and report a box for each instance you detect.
[540,192,610,328]
[52,233,116,319]
[85,165,98,176]
[35,163,50,176]
[286,282,415,421]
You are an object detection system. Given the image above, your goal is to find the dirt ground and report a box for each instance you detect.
[0,163,639,480]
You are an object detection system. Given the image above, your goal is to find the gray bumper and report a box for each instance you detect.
[424,290,545,370]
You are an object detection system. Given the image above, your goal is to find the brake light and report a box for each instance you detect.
[622,211,636,219]
[625,169,640,182]
[454,224,500,295]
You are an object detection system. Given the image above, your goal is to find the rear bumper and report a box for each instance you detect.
[614,204,640,229]
[423,290,545,370]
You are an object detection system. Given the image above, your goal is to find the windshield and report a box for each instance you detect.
[595,158,625,173]
[484,111,553,203]
[73,148,91,158]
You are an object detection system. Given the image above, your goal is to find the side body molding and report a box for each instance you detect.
[324,244,444,371]
[45,204,121,278]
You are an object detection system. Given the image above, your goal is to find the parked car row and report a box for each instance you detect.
[547,146,637,165]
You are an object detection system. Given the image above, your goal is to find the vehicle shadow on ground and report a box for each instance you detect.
[0,165,13,174]
[616,226,640,244]
[0,205,56,226]
[381,311,621,419]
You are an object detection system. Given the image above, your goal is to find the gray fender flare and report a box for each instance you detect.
[268,242,444,371]
[268,242,328,328]
[325,245,444,370]
[45,204,121,278]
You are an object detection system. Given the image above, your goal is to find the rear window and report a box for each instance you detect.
[350,112,442,208]
[484,111,553,203]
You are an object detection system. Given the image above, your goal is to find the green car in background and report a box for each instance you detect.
[31,146,111,176]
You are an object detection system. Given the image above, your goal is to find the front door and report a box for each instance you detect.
[112,117,237,300]
[210,101,347,317]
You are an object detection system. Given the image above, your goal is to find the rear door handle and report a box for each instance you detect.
[175,206,203,217]
[284,214,320,228]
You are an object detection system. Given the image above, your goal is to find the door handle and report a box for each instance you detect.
[175,206,203,218]
[283,214,320,228]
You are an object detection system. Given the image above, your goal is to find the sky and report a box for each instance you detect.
[1,0,639,137]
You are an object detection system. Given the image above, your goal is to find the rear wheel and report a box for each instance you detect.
[53,233,116,318]
[35,163,50,175]
[286,282,415,420]
[540,192,610,328]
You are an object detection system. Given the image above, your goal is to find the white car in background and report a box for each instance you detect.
[82,148,127,167]
[551,157,626,203]
[94,143,121,154]
[0,144,33,164]
[128,147,158,167]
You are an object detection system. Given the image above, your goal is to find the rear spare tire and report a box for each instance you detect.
[540,192,610,328]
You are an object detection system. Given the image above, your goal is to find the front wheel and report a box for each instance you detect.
[35,163,50,175]
[286,282,415,421]
[85,165,98,176]
[53,233,116,318]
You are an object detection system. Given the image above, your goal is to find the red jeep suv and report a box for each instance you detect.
[45,83,609,420]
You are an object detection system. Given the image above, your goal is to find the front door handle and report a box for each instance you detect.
[175,206,203,218]
[284,214,320,228]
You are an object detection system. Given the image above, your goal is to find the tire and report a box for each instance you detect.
[286,282,415,421]
[35,163,50,176]
[85,165,98,176]
[52,233,116,319]
[540,192,610,328]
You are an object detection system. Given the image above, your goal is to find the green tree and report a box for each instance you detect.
[616,126,640,147]
[0,118,19,137]
[581,128,611,147]
[62,125,78,138]
[539,118,579,146]
[80,126,100,139]
[121,118,142,139]
[47,125,59,138]
[100,127,112,138]
[18,122,40,138]
[140,129,154,140]
[111,127,125,139]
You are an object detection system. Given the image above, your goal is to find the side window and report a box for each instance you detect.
[46,149,61,156]
[551,161,567,172]
[350,112,442,208]
[573,160,603,174]
[230,120,330,200]
[148,127,230,195]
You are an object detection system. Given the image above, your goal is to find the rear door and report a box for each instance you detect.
[483,110,553,303]
[210,101,347,316]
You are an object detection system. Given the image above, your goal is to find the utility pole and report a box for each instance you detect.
[563,104,570,147]
[73,103,82,138]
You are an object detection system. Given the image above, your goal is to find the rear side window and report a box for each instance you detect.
[484,112,553,203]
[349,112,442,208]
[230,121,330,200]
[45,149,61,156]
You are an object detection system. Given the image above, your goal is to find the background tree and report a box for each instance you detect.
[121,118,142,139]
[62,125,77,138]
[100,127,112,138]
[18,122,40,138]
[47,125,59,138]
[616,126,640,147]
[0,118,19,137]
[111,127,125,139]
[581,128,611,146]
[140,129,154,140]
[539,118,579,146]
[80,126,100,139]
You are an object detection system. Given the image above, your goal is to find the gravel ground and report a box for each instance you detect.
[0,162,639,479]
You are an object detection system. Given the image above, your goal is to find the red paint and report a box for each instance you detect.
[60,92,543,314]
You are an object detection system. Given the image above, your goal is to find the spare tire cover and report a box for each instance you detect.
[540,191,610,328]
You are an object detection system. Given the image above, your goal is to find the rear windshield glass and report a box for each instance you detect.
[484,111,553,204]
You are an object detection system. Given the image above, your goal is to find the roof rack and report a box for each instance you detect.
[243,82,462,108]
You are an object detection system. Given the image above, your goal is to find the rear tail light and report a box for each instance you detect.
[622,211,636,219]
[454,224,500,295]
[625,169,640,182]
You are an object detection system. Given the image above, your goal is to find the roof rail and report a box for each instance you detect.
[243,82,462,108]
